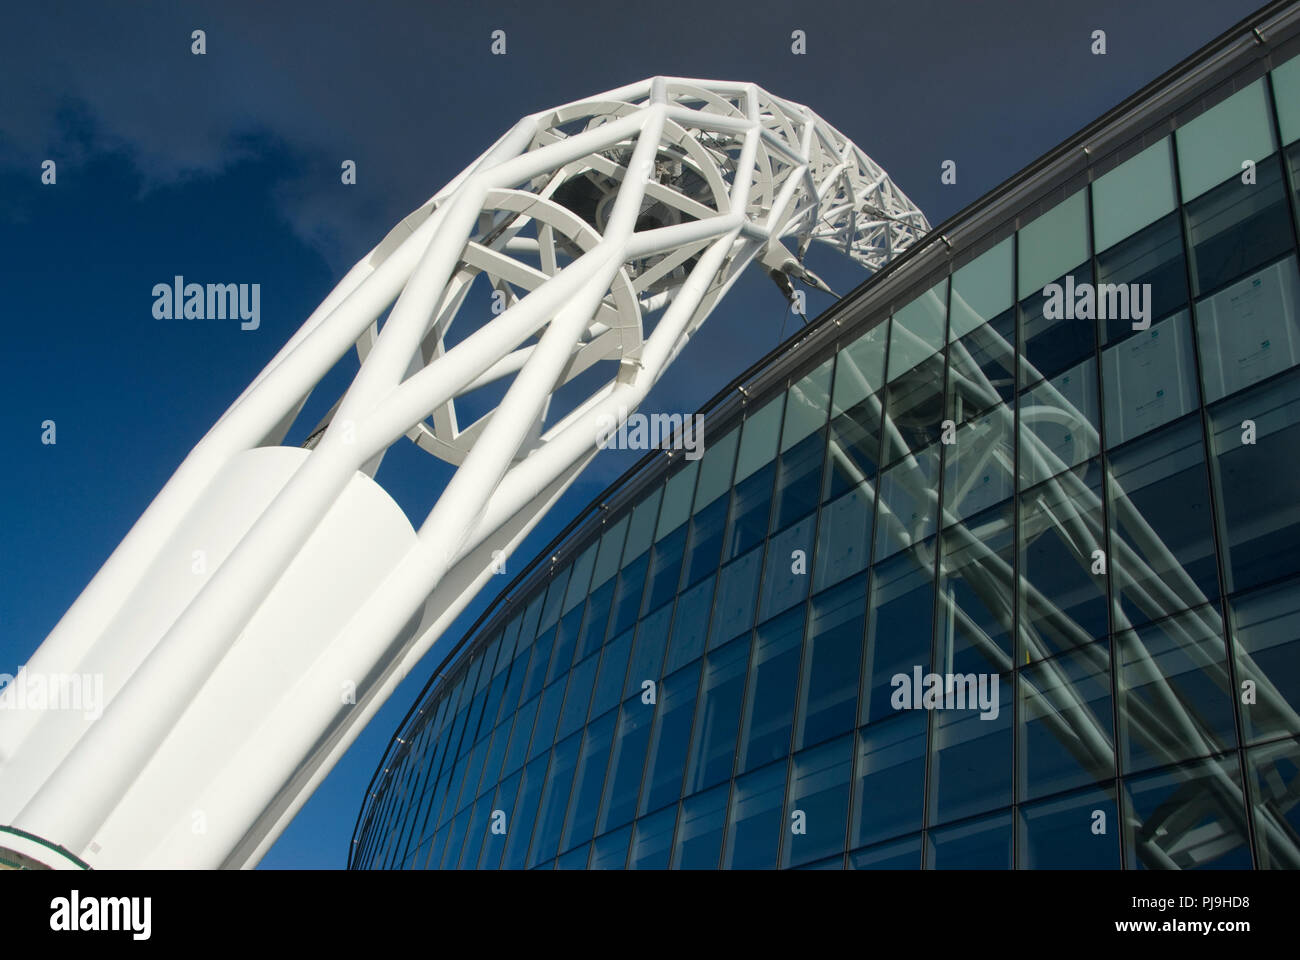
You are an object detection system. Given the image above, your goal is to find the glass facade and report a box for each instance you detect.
[351,31,1300,871]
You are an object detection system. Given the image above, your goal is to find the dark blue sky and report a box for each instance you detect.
[0,0,1264,868]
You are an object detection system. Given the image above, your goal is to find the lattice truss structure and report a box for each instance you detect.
[0,79,927,869]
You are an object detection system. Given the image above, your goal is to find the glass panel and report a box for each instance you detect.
[936,503,1015,675]
[589,627,632,720]
[950,237,1014,341]
[684,634,750,794]
[1185,154,1291,296]
[547,606,583,686]
[947,310,1016,423]
[558,710,615,854]
[665,573,715,673]
[1093,138,1178,251]
[671,782,729,869]
[622,489,663,566]
[1207,369,1300,592]
[562,543,598,613]
[862,549,933,725]
[1229,576,1300,745]
[796,573,867,748]
[925,810,1012,869]
[782,734,853,868]
[556,651,599,743]
[1107,416,1219,628]
[1018,189,1088,300]
[781,359,832,451]
[758,514,815,622]
[723,463,775,560]
[737,605,805,773]
[591,516,630,589]
[476,770,521,869]
[692,426,739,511]
[722,761,786,869]
[607,554,649,639]
[501,754,549,869]
[1019,461,1109,657]
[1176,79,1276,201]
[642,524,686,616]
[575,579,613,662]
[623,603,672,698]
[881,353,946,466]
[1019,646,1115,801]
[832,322,888,413]
[873,444,940,561]
[1017,784,1121,869]
[824,391,884,499]
[887,278,948,381]
[1245,737,1300,868]
[538,566,570,633]
[927,669,1012,825]
[518,626,555,706]
[1122,756,1251,868]
[556,842,590,869]
[771,430,826,530]
[528,678,568,761]
[628,806,677,869]
[588,826,631,869]
[1096,213,1188,346]
[1019,356,1101,488]
[595,701,654,835]
[681,493,728,588]
[813,481,873,593]
[1194,255,1300,403]
[501,695,540,779]
[709,546,763,649]
[1274,55,1300,146]
[1102,310,1199,446]
[638,663,701,816]
[848,834,922,869]
[1020,262,1094,385]
[655,460,699,541]
[943,403,1014,523]
[734,395,784,483]
[1116,604,1236,775]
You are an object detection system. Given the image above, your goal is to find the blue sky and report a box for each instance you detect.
[0,0,1264,868]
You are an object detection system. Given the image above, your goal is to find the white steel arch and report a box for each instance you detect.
[0,77,928,868]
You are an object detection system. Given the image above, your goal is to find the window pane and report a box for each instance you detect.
[1017,784,1121,869]
[588,826,631,870]
[862,550,933,725]
[882,353,945,466]
[693,426,739,510]
[629,806,677,870]
[1102,311,1199,446]
[927,670,1012,825]
[709,546,763,649]
[623,603,672,699]
[1116,604,1236,775]
[722,761,786,869]
[772,430,826,530]
[1245,737,1300,868]
[556,652,599,743]
[672,783,729,869]
[1107,416,1218,627]
[936,504,1015,675]
[1176,79,1276,202]
[948,310,1017,422]
[559,710,615,853]
[1096,213,1188,346]
[1020,262,1094,385]
[575,579,613,662]
[665,573,715,673]
[734,395,783,483]
[796,574,867,748]
[685,634,750,794]
[782,734,853,867]
[1122,756,1250,868]
[1273,55,1300,147]
[1194,255,1300,404]
[723,464,775,560]
[476,770,521,869]
[813,481,874,593]
[1093,138,1177,251]
[738,606,805,773]
[596,701,655,834]
[589,627,632,720]
[832,322,888,413]
[925,810,1012,869]
[562,543,598,614]
[943,403,1014,523]
[638,663,702,816]
[824,392,884,499]
[501,754,549,869]
[781,359,832,451]
[1018,190,1088,300]
[759,514,815,622]
[1019,356,1101,487]
[1019,461,1109,657]
[591,516,629,589]
[655,460,699,541]
[1207,369,1300,592]
[950,237,1014,341]
[642,524,686,616]
[873,444,940,561]
[607,554,649,639]
[1185,154,1291,296]
[1229,576,1300,745]
[1019,646,1115,801]
[888,279,948,381]
[849,834,922,869]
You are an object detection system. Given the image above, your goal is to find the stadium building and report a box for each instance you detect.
[350,1,1300,869]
